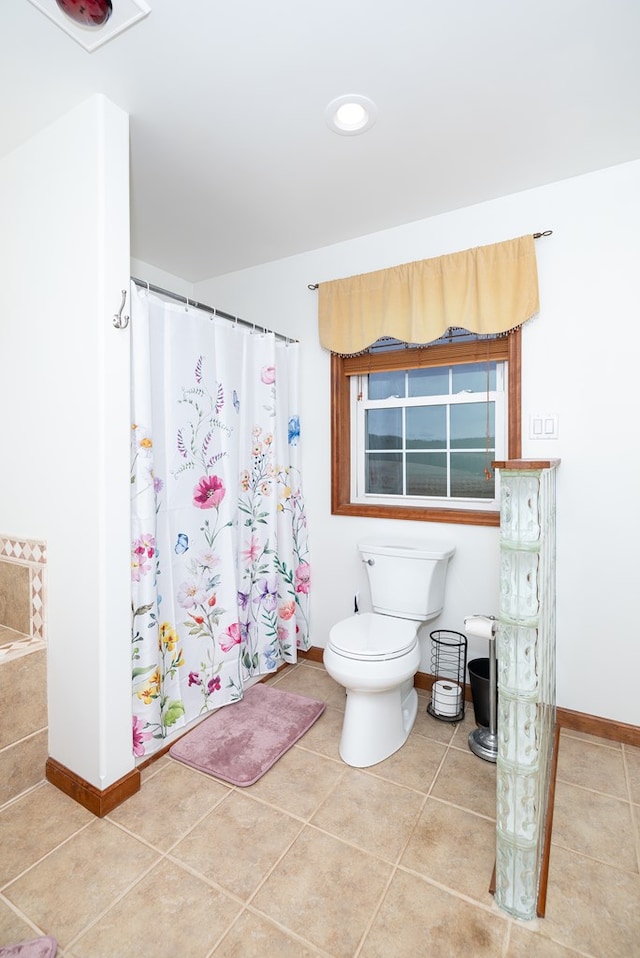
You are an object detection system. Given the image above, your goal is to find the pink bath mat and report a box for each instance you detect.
[0,937,57,958]
[169,683,325,786]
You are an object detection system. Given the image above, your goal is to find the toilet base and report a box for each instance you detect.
[339,680,418,768]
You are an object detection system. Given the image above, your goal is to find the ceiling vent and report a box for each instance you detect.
[27,0,151,52]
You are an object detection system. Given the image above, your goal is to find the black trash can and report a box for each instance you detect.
[468,658,495,728]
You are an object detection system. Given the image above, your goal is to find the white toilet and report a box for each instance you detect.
[323,537,455,768]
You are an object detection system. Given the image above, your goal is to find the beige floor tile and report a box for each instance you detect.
[430,747,497,819]
[107,760,230,850]
[449,704,485,747]
[295,656,326,671]
[272,663,346,710]
[67,858,241,958]
[295,705,344,762]
[140,752,172,781]
[632,802,640,866]
[170,791,303,900]
[0,898,45,951]
[264,663,301,685]
[400,798,496,903]
[506,924,589,957]
[214,910,325,957]
[537,844,640,957]
[3,662,637,958]
[560,727,622,750]
[242,744,346,819]
[359,868,507,957]
[310,768,425,862]
[556,735,628,799]
[3,819,160,948]
[624,743,640,805]
[412,693,460,745]
[251,827,391,957]
[326,685,348,711]
[452,702,478,736]
[551,780,638,872]
[0,783,93,886]
[369,733,447,794]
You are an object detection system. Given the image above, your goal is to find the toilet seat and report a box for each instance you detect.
[328,612,418,662]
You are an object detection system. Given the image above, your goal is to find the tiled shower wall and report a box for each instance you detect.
[0,534,48,807]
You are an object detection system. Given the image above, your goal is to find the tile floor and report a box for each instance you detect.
[1,660,639,957]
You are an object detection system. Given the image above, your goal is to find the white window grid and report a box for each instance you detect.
[350,363,507,511]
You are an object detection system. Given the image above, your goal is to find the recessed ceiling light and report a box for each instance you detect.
[325,95,377,136]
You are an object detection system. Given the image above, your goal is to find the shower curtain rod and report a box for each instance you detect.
[130,276,296,343]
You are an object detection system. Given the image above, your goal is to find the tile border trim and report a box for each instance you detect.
[0,534,47,641]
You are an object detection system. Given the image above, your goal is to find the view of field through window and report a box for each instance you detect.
[363,362,497,499]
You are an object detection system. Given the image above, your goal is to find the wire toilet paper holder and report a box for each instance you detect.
[426,630,467,723]
[465,614,499,763]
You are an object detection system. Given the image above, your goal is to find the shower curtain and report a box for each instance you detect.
[130,285,311,758]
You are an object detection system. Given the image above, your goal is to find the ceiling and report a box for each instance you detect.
[3,1,640,282]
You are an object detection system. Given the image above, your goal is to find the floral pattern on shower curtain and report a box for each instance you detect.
[130,285,310,758]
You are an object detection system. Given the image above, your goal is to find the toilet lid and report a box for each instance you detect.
[328,612,418,661]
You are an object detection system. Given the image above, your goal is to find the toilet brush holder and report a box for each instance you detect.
[466,615,498,763]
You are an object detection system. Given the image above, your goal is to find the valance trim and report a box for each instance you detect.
[318,234,539,356]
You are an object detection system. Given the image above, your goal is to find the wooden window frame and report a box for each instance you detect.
[331,328,521,527]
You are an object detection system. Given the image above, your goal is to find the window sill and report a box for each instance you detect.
[331,500,500,527]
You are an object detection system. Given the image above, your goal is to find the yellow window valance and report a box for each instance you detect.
[318,234,539,355]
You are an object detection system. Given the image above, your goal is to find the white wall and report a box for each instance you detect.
[130,258,194,299]
[195,159,640,727]
[0,96,133,789]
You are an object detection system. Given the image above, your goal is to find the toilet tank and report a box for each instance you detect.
[359,537,455,621]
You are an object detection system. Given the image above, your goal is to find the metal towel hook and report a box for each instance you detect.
[113,289,129,329]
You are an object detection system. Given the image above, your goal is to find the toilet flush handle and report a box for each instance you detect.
[363,558,375,566]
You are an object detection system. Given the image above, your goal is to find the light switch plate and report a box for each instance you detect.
[529,413,559,440]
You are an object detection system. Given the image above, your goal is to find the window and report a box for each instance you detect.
[357,360,502,501]
[331,328,522,526]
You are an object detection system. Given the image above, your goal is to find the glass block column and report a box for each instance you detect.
[493,459,559,920]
